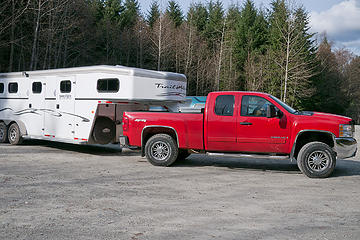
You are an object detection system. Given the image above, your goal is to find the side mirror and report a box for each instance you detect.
[266,105,277,118]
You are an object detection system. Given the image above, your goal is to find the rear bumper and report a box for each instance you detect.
[119,136,129,148]
[335,137,357,159]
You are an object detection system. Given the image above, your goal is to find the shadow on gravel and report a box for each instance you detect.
[174,155,360,177]
[19,140,140,156]
[331,160,360,177]
[173,155,301,174]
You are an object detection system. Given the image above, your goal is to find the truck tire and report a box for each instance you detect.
[145,134,178,166]
[297,142,336,178]
[0,122,8,143]
[8,122,23,145]
[92,117,115,144]
[176,149,191,162]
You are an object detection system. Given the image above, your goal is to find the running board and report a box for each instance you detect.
[206,152,290,160]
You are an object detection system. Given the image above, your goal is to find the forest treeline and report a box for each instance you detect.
[0,0,359,121]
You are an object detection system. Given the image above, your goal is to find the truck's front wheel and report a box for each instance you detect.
[145,134,178,167]
[297,142,336,178]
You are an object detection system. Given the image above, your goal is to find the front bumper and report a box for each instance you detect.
[335,137,357,159]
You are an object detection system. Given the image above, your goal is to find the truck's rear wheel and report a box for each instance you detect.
[8,123,23,145]
[0,122,9,143]
[145,134,178,166]
[297,142,336,178]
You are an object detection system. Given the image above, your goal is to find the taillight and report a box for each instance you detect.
[123,117,129,132]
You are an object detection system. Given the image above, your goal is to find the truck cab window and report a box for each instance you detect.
[32,82,42,94]
[60,80,71,93]
[214,95,235,116]
[0,83,4,93]
[241,95,274,117]
[8,82,18,93]
[97,78,119,92]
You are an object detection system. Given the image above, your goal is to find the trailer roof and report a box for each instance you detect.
[0,65,187,82]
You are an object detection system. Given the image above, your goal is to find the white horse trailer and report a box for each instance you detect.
[0,65,187,145]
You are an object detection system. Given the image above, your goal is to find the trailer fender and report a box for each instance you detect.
[3,120,27,136]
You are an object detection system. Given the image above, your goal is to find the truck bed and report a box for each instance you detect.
[124,112,204,150]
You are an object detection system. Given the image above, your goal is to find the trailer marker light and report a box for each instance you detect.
[45,134,50,137]
[106,101,113,104]
[82,138,87,141]
[91,111,94,114]
[74,138,79,140]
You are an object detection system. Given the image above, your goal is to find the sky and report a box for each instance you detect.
[138,0,360,55]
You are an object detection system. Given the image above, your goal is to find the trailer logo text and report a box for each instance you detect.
[155,83,185,91]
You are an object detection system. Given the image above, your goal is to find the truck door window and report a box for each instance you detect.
[241,95,273,117]
[214,95,235,116]
[60,80,71,93]
[0,83,3,93]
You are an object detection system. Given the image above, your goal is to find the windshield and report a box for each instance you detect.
[269,95,297,114]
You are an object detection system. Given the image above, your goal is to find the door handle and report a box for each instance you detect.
[240,122,252,125]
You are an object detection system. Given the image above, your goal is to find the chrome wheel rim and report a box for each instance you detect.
[9,128,17,142]
[151,141,170,161]
[307,150,330,172]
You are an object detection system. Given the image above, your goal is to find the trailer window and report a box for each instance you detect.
[0,83,4,93]
[32,82,42,94]
[214,95,234,116]
[60,80,71,93]
[97,78,119,92]
[8,82,18,93]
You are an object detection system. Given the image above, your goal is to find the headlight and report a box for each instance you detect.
[339,124,353,137]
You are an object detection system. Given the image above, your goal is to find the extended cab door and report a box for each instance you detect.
[236,95,289,153]
[205,93,239,152]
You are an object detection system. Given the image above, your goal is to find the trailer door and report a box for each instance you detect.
[28,80,46,137]
[55,77,75,140]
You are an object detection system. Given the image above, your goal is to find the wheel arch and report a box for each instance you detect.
[290,130,335,161]
[141,126,179,157]
[3,120,27,136]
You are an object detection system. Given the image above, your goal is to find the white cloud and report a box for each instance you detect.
[310,0,360,55]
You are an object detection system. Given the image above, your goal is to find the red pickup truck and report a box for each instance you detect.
[120,91,357,178]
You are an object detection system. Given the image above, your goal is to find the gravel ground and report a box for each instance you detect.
[0,129,359,240]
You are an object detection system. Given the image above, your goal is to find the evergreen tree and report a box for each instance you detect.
[147,0,160,29]
[166,1,183,27]
[187,3,208,33]
[204,0,224,49]
[121,0,140,29]
[234,0,268,90]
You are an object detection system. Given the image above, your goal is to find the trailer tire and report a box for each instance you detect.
[92,117,115,144]
[8,123,23,145]
[145,134,178,167]
[0,122,9,143]
[297,142,336,178]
